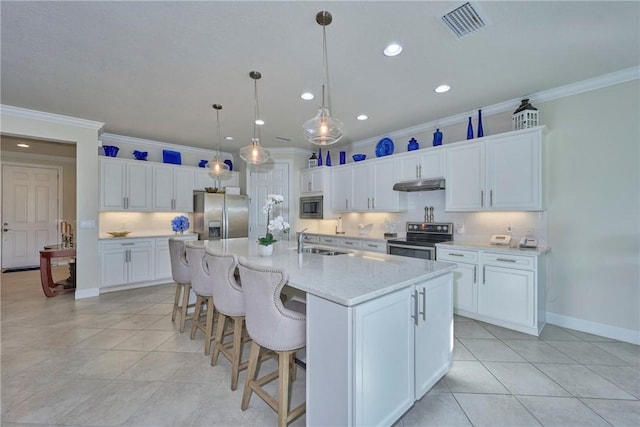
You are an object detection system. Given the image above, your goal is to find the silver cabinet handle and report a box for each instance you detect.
[448,253,464,257]
[419,164,422,179]
[411,289,419,326]
[125,249,130,263]
[308,182,311,192]
[490,190,493,207]
[345,199,348,210]
[496,258,517,263]
[420,288,426,321]
[473,265,477,284]
[482,265,486,284]
[121,242,135,246]
[367,198,370,209]
[480,190,484,207]
[366,243,376,248]
[416,164,419,179]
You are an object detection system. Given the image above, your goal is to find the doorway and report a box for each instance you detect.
[248,162,290,241]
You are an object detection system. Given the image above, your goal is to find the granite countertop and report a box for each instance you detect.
[192,238,455,307]
[99,232,199,240]
[436,240,550,255]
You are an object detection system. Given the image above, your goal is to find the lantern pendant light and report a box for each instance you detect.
[303,11,344,146]
[208,104,231,178]
[240,71,270,165]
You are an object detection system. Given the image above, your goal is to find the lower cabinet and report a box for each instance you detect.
[100,239,154,287]
[436,245,545,335]
[154,235,198,280]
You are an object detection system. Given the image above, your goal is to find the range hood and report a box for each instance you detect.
[393,178,446,192]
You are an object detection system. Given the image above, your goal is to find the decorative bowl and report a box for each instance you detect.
[103,145,119,157]
[107,231,130,238]
[199,160,208,168]
[133,150,148,160]
[224,159,233,171]
[352,154,366,162]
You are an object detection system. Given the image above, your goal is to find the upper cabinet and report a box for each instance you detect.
[445,127,543,211]
[396,149,444,182]
[331,166,353,211]
[100,158,152,211]
[152,164,195,212]
[195,169,240,191]
[301,167,329,194]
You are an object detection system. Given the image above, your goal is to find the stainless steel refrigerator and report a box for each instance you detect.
[193,191,249,240]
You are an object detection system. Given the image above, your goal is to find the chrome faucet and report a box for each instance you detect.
[297,228,308,253]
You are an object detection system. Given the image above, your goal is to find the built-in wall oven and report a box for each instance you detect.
[299,196,323,219]
[387,222,453,260]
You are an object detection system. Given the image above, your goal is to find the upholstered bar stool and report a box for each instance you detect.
[238,258,306,427]
[168,238,194,333]
[205,250,249,391]
[185,241,216,355]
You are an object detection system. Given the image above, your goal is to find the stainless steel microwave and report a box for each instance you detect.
[300,196,323,219]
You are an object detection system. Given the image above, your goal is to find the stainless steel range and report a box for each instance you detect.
[387,222,453,260]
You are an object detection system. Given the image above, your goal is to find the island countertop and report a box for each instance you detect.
[192,238,455,307]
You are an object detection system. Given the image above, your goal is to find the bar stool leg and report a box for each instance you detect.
[211,312,227,366]
[278,350,291,427]
[172,283,182,321]
[242,341,261,410]
[179,283,192,333]
[203,296,216,355]
[230,316,244,390]
[190,295,203,340]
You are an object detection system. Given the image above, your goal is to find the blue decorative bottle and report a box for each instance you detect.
[477,109,484,138]
[467,117,474,140]
[339,151,346,165]
[433,129,443,146]
[408,138,419,151]
[326,150,331,166]
[317,148,322,166]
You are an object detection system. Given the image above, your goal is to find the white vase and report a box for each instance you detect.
[258,244,273,257]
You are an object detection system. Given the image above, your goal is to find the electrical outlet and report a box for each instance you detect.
[507,223,513,233]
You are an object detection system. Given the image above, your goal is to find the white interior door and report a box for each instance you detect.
[2,165,59,268]
[248,162,289,241]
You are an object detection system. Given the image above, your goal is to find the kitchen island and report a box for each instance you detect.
[198,238,456,427]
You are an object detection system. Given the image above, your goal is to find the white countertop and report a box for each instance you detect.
[99,232,198,240]
[436,240,550,255]
[192,238,455,307]
[304,230,404,243]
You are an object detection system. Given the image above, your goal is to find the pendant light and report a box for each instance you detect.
[303,11,344,146]
[240,71,270,164]
[208,104,231,178]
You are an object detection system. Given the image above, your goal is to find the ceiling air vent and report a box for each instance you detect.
[442,2,487,39]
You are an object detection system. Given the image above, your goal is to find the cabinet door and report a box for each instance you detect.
[479,265,535,327]
[100,250,128,286]
[155,241,171,280]
[331,167,352,211]
[371,158,400,211]
[126,162,151,210]
[452,262,477,313]
[195,169,214,190]
[486,130,541,210]
[418,150,444,180]
[354,286,414,427]
[173,168,195,211]
[128,246,154,284]
[396,155,419,182]
[415,273,453,399]
[152,165,174,210]
[445,142,484,211]
[301,170,314,194]
[351,163,370,211]
[100,159,126,210]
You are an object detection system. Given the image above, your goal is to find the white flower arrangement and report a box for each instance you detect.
[258,194,289,246]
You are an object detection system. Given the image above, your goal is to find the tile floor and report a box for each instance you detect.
[2,268,639,426]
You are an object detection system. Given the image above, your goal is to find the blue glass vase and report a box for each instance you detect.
[408,138,419,151]
[326,151,331,166]
[477,109,484,138]
[317,148,322,166]
[339,151,346,165]
[433,129,443,146]
[467,117,474,140]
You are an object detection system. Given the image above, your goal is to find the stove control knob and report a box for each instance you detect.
[437,226,442,231]
[442,226,448,232]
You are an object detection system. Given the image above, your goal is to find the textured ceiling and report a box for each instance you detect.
[1,1,638,154]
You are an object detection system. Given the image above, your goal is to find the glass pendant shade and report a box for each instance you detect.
[303,106,344,145]
[208,103,231,178]
[240,71,270,165]
[239,138,270,164]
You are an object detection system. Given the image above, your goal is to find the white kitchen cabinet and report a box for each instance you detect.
[339,238,362,249]
[319,235,341,246]
[445,126,543,211]
[331,166,353,211]
[300,167,328,194]
[100,239,154,287]
[437,248,478,314]
[152,164,195,212]
[154,235,198,280]
[360,240,387,253]
[100,157,152,211]
[342,158,405,212]
[396,149,444,182]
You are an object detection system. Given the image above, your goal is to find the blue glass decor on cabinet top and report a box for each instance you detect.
[103,145,119,157]
[133,150,148,161]
[163,150,182,165]
[375,137,394,157]
[433,129,443,146]
[224,159,233,171]
[407,138,419,151]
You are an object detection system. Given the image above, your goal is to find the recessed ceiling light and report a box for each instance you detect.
[383,43,403,57]
[17,143,30,148]
[435,84,451,93]
[301,92,314,100]
[255,119,264,125]
[357,114,368,121]
[224,136,234,141]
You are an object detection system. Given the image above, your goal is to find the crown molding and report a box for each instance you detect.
[99,132,231,158]
[0,104,105,131]
[1,151,76,164]
[351,66,640,149]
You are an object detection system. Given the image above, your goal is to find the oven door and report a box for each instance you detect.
[387,243,435,260]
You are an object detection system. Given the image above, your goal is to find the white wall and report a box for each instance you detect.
[542,80,639,340]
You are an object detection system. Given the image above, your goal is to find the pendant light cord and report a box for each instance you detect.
[253,77,260,143]
[322,22,332,113]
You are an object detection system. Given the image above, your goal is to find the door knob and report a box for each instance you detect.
[3,228,10,232]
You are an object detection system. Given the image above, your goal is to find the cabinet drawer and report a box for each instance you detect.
[301,234,320,244]
[340,239,363,249]
[481,252,535,270]
[100,239,153,250]
[320,236,341,246]
[437,248,478,263]
[361,241,386,253]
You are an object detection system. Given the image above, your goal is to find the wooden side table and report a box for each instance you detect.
[39,245,76,297]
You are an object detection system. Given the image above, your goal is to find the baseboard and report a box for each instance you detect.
[75,287,99,299]
[546,312,640,345]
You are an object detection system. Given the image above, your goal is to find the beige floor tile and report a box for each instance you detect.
[517,396,610,427]
[402,393,472,427]
[459,338,526,362]
[113,329,175,351]
[73,328,138,349]
[503,339,578,364]
[535,363,636,399]
[586,364,640,398]
[109,314,165,329]
[484,362,570,396]
[546,340,629,365]
[454,321,495,339]
[67,349,150,380]
[453,393,541,427]
[582,398,640,426]
[444,361,509,394]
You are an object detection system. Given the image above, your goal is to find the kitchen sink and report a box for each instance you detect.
[300,247,349,256]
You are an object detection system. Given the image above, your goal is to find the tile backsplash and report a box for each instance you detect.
[99,212,194,236]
